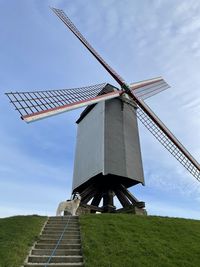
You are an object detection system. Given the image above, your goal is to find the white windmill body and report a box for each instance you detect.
[73,84,144,212]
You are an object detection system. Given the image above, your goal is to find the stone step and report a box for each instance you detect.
[42,228,80,233]
[44,225,79,228]
[23,216,83,267]
[48,216,79,221]
[24,263,83,267]
[46,220,79,224]
[46,220,79,225]
[44,227,80,232]
[42,232,80,236]
[40,234,80,239]
[31,249,81,256]
[42,230,80,235]
[28,255,83,263]
[48,218,78,220]
[39,235,80,240]
[37,239,81,245]
[35,244,81,250]
[47,218,79,222]
[45,224,79,228]
[48,216,78,219]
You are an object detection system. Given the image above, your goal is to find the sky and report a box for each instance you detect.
[0,0,200,219]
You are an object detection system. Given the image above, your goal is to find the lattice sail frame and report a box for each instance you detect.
[6,83,121,122]
[51,7,125,87]
[135,101,200,181]
[130,77,170,100]
[6,77,169,122]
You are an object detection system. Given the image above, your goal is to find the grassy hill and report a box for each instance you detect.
[80,214,200,267]
[0,214,200,267]
[0,215,46,267]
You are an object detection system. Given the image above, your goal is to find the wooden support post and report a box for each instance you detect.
[119,184,145,208]
[102,190,115,212]
[82,190,97,204]
[80,185,97,204]
[91,192,103,213]
[119,184,139,204]
[75,179,145,213]
[79,184,95,200]
[114,188,130,207]
[91,192,102,207]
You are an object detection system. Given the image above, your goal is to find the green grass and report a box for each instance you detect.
[80,214,200,267]
[1,214,199,267]
[0,215,46,267]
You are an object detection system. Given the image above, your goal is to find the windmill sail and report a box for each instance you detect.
[135,100,200,181]
[49,7,200,181]
[130,77,170,100]
[6,83,121,122]
[50,7,125,86]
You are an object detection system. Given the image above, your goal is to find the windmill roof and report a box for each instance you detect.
[76,83,119,123]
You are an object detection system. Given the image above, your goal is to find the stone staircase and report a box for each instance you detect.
[23,216,84,267]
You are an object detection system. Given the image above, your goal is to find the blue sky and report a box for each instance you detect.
[1,0,200,219]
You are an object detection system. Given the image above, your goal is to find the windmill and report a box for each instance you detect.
[6,8,200,214]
